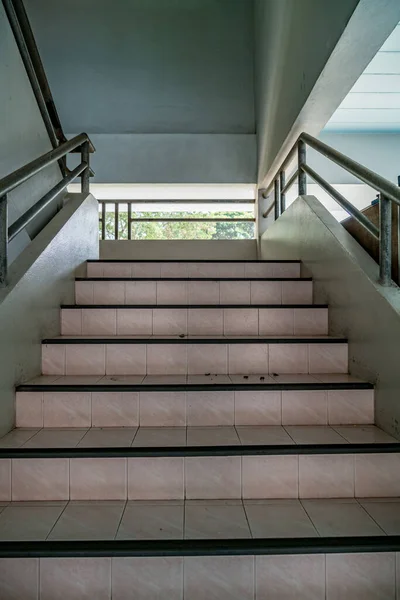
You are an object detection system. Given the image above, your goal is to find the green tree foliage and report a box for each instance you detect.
[100,210,254,240]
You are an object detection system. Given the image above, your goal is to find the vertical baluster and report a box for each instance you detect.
[298,140,307,196]
[101,202,106,240]
[380,194,392,286]
[115,202,119,240]
[128,202,132,240]
[0,195,7,287]
[397,176,400,286]
[274,178,280,220]
[80,141,90,194]
[280,170,286,214]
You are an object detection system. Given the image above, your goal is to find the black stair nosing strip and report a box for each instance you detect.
[41,337,347,345]
[1,536,399,558]
[15,382,374,393]
[76,277,312,282]
[87,259,302,264]
[61,304,328,310]
[1,443,398,459]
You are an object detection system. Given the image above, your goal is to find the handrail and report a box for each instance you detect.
[302,164,379,239]
[2,0,59,153]
[302,133,400,207]
[260,131,399,286]
[4,0,67,147]
[0,133,94,286]
[8,163,86,242]
[0,134,91,198]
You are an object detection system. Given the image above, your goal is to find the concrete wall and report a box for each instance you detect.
[0,194,99,436]
[254,0,359,183]
[254,0,400,187]
[68,134,256,184]
[0,3,61,262]
[25,0,256,183]
[260,194,400,439]
[100,239,258,261]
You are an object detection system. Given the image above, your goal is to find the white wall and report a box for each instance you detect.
[260,194,400,439]
[0,3,61,262]
[100,240,258,261]
[25,0,256,183]
[0,194,99,437]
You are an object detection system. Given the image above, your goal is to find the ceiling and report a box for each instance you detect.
[325,23,400,132]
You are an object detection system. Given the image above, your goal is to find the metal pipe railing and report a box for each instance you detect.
[0,134,91,198]
[98,200,255,241]
[281,169,299,196]
[260,131,400,286]
[302,164,379,239]
[8,162,86,242]
[302,133,400,207]
[0,133,94,286]
[5,0,67,146]
[2,0,59,151]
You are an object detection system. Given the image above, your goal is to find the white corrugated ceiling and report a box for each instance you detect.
[325,23,400,132]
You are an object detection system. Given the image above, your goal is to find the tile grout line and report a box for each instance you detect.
[357,500,388,536]
[242,498,254,540]
[46,499,70,540]
[114,499,128,541]
[299,498,322,538]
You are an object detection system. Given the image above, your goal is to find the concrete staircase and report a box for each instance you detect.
[1,259,399,599]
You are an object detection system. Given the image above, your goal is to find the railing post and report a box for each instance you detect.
[128,202,132,240]
[81,141,90,195]
[114,202,119,240]
[280,170,286,214]
[397,176,400,286]
[101,202,106,240]
[298,140,307,195]
[274,177,280,220]
[0,196,8,287]
[379,194,392,286]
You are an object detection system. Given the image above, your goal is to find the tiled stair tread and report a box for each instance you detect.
[62,304,328,309]
[87,260,302,263]
[75,276,312,282]
[17,373,372,389]
[0,426,396,449]
[0,498,399,542]
[43,335,346,343]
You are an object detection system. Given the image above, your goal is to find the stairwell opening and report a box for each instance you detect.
[68,183,257,241]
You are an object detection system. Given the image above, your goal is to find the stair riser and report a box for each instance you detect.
[1,553,397,599]
[16,390,374,428]
[41,342,348,376]
[75,280,313,306]
[87,261,301,279]
[61,307,328,336]
[2,553,397,599]
[1,453,399,500]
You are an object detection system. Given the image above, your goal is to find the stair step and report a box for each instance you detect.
[75,278,313,305]
[61,305,329,336]
[0,497,399,542]
[41,336,348,376]
[0,434,399,501]
[2,426,393,449]
[15,385,374,428]
[86,259,301,279]
[1,546,398,598]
